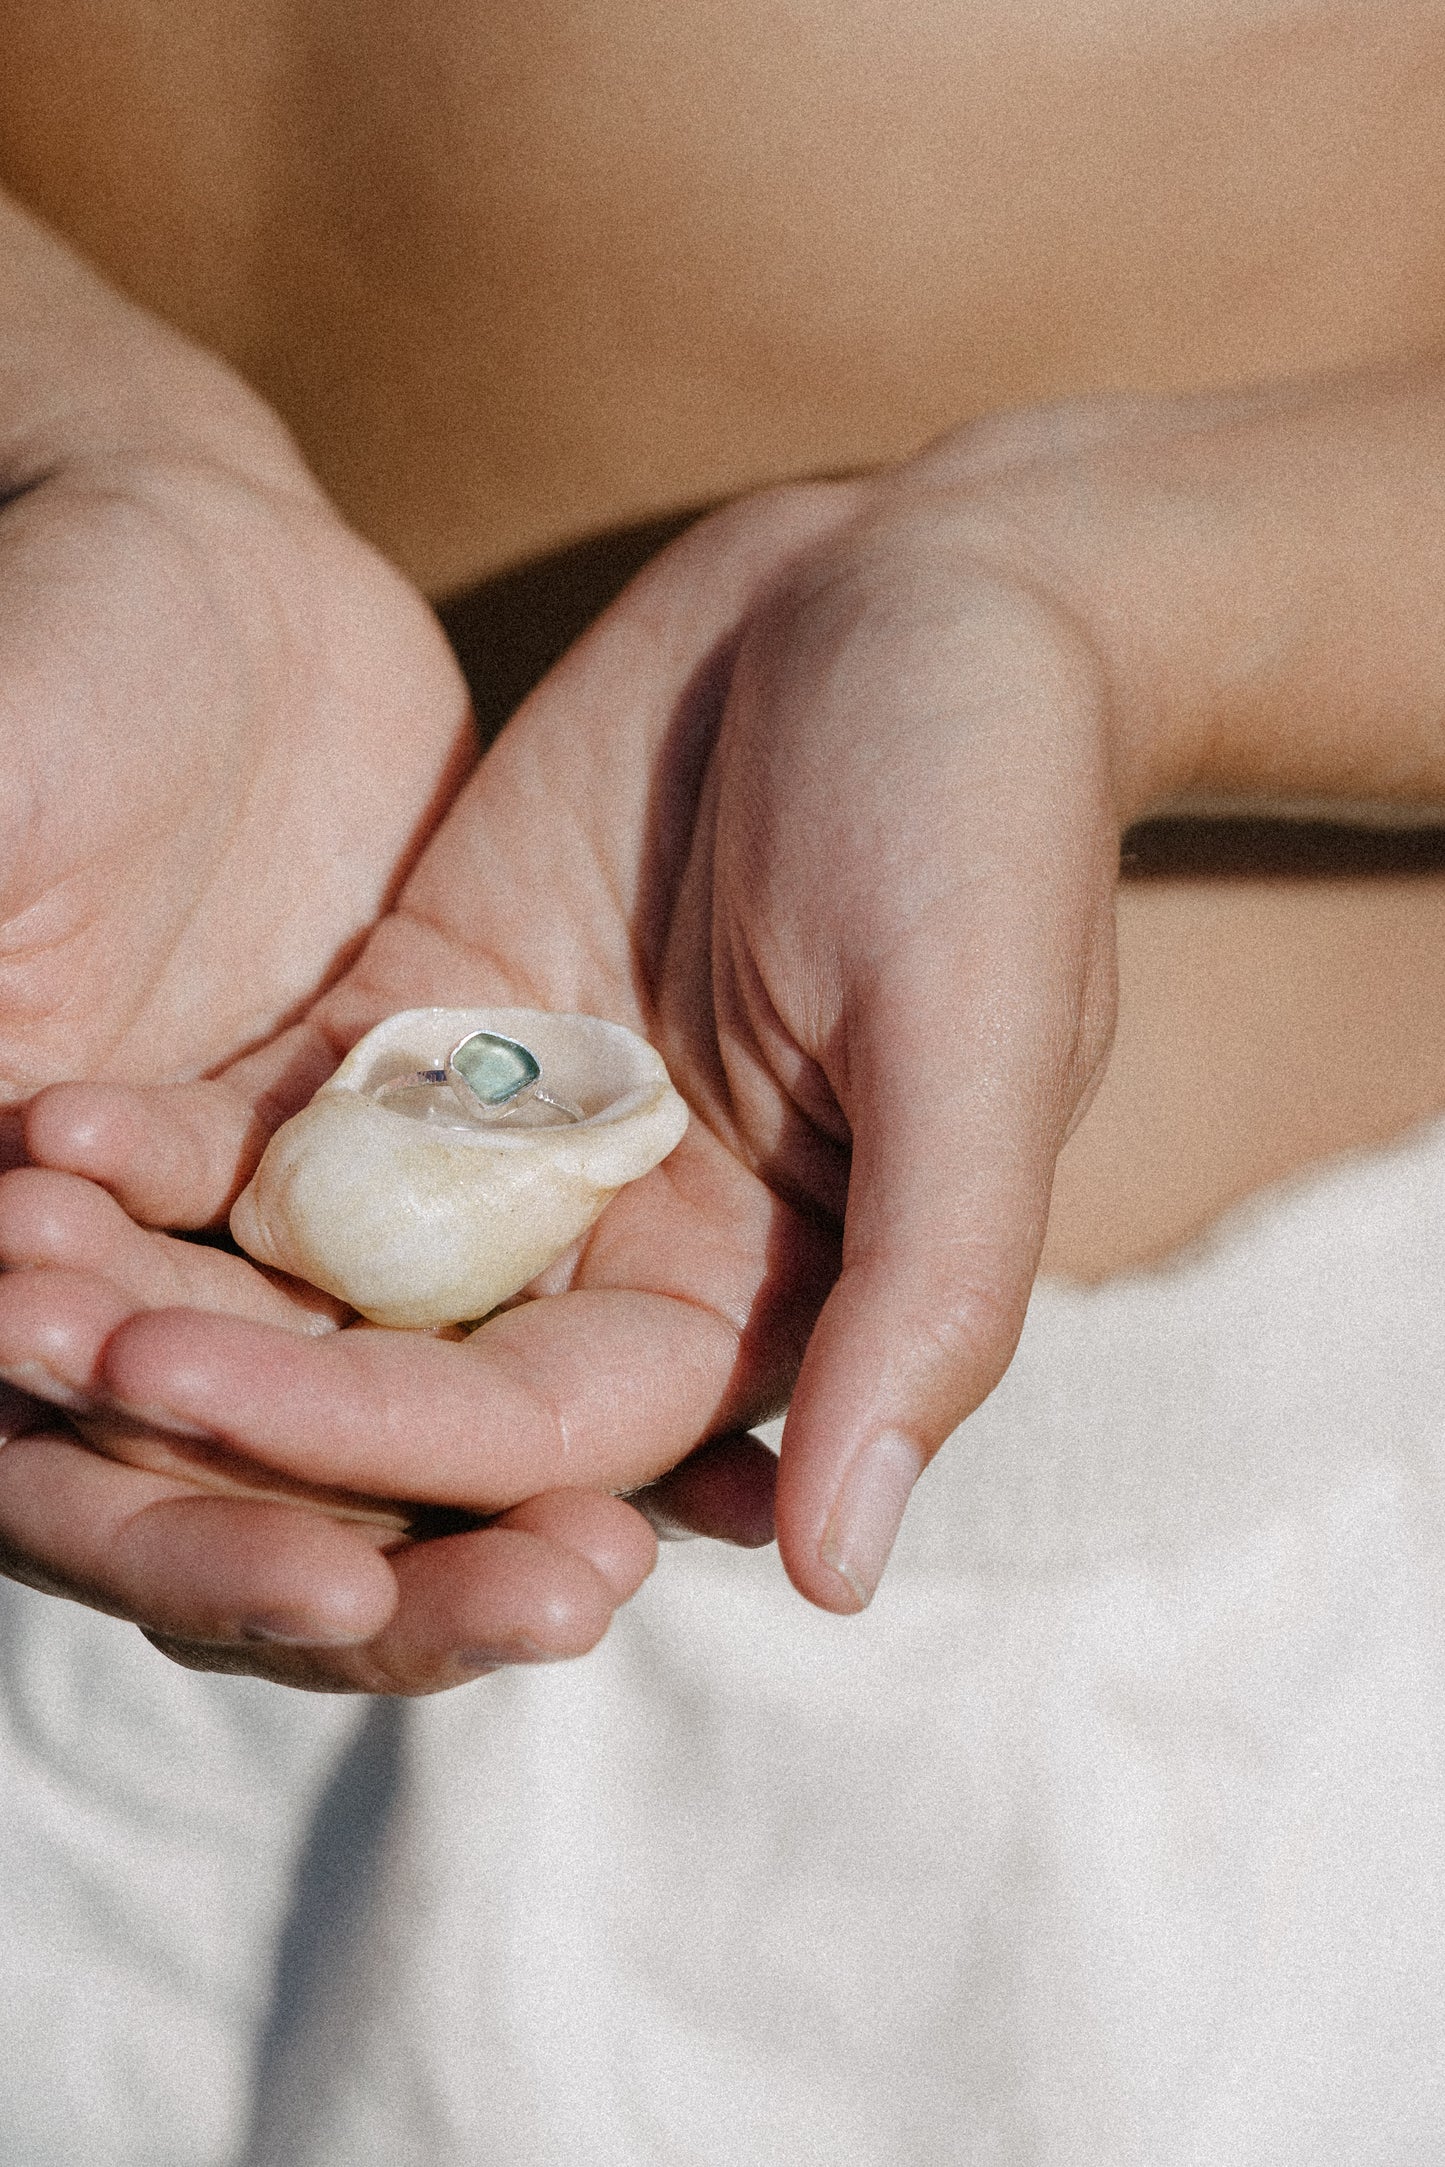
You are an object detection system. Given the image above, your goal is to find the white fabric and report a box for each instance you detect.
[0,1582,364,2165]
[9,1117,1445,2163]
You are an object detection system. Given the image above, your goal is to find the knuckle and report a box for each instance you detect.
[897,1262,1032,1425]
[930,1272,1028,1385]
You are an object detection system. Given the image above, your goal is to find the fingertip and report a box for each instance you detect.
[632,1433,779,1549]
[0,1265,134,1405]
[497,1488,659,1599]
[0,1165,121,1273]
[24,1082,138,1182]
[779,1396,934,1613]
[25,1080,256,1230]
[97,1304,239,1421]
[813,1428,923,1611]
[772,1254,1023,1613]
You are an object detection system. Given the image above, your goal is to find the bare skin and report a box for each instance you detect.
[0,7,1444,1684]
[0,196,477,1092]
[5,0,1444,1261]
[5,371,1445,1694]
[0,196,687,1684]
[5,0,1443,588]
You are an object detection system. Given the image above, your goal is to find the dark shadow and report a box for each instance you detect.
[240,1698,406,2165]
[0,467,57,515]
[436,507,706,752]
[1122,814,1445,878]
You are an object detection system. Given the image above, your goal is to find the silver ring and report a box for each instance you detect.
[377,1031,582,1125]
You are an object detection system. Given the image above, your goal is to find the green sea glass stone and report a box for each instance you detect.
[449,1030,541,1108]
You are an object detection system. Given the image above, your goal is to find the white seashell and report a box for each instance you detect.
[230,1008,689,1328]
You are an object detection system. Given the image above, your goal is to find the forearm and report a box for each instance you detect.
[0,184,310,495]
[920,366,1445,824]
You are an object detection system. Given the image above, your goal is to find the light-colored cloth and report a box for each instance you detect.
[0,1580,365,2166]
[9,1117,1445,2165]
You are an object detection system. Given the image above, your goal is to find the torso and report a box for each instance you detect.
[5,0,1445,1277]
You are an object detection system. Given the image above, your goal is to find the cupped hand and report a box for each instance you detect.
[0,210,671,1685]
[0,435,474,1094]
[2,416,1154,1683]
[0,1167,671,1690]
[0,425,691,1690]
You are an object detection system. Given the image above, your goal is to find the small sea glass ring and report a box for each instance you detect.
[377,1030,582,1124]
[446,1029,583,1122]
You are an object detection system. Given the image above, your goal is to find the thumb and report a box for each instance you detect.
[774,911,1115,1613]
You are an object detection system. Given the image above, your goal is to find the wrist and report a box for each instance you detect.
[916,367,1445,828]
[895,400,1217,828]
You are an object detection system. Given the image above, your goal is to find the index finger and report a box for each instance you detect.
[97,1285,756,1509]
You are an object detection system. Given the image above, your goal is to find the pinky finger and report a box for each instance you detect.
[493,1487,659,1598]
[151,1500,657,1696]
[0,1428,398,1645]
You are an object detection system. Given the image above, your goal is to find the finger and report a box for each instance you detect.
[658,532,1125,1612]
[493,1486,659,1599]
[365,1519,632,1691]
[24,1080,269,1228]
[628,1432,778,1547]
[0,1169,345,1329]
[0,1250,335,1411]
[23,1024,339,1227]
[146,1501,651,1695]
[95,1286,753,1508]
[0,1263,414,1527]
[775,896,1117,1614]
[0,1264,138,1413]
[0,1427,397,1645]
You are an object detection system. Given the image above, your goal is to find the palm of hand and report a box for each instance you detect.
[0,451,473,1095]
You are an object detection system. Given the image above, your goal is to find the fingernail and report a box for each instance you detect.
[819,1431,923,1610]
[628,1497,700,1543]
[0,1359,95,1414]
[453,1635,557,1677]
[239,1614,368,1648]
[109,1399,215,1441]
